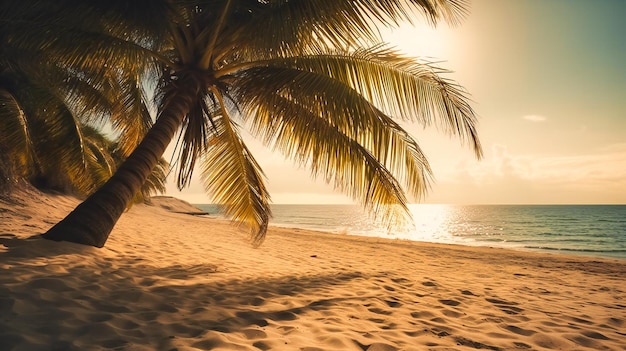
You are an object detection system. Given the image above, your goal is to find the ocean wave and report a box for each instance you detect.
[524,246,626,254]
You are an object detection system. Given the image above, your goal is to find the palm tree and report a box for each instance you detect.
[41,0,482,248]
[0,61,167,198]
[0,45,111,196]
[0,1,166,198]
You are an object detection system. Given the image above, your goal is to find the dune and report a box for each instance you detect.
[147,196,209,215]
[1,187,625,351]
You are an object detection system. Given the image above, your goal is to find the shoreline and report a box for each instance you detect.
[199,207,626,261]
[1,190,625,350]
[266,220,626,261]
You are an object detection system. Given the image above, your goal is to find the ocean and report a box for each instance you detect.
[195,204,626,259]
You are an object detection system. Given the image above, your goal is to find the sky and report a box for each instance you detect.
[165,0,626,205]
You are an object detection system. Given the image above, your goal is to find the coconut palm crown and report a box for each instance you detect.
[43,0,482,247]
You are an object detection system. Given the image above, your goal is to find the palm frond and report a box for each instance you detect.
[173,90,211,189]
[18,84,89,192]
[246,91,414,227]
[236,64,431,191]
[2,1,166,96]
[239,47,482,158]
[199,0,233,69]
[200,87,271,246]
[106,68,156,157]
[76,126,117,195]
[235,67,434,227]
[141,158,169,199]
[210,0,469,61]
[0,88,37,177]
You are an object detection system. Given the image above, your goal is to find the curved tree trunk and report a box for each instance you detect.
[43,75,202,247]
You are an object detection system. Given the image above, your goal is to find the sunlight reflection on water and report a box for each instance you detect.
[196,203,626,258]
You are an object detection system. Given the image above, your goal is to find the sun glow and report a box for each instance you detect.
[382,23,453,61]
[372,204,458,244]
[404,204,455,242]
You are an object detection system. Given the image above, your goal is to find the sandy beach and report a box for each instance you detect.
[1,188,625,351]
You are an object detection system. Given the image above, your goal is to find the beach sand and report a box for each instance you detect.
[1,188,625,351]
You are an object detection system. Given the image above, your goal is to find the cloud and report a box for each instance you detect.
[522,114,547,122]
[436,143,626,203]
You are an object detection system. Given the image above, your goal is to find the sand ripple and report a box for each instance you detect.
[1,189,625,350]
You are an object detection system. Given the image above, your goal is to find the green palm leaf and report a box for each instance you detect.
[213,0,468,60]
[200,87,271,246]
[18,84,89,192]
[0,88,37,177]
[235,70,433,227]
[171,88,212,189]
[245,91,414,227]
[106,68,155,157]
[235,65,433,189]
[227,47,481,157]
[78,125,117,195]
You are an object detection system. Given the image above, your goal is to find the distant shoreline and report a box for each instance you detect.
[195,203,626,260]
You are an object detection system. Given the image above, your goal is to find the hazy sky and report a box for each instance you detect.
[166,0,626,205]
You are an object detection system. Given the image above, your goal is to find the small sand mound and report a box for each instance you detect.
[146,196,208,215]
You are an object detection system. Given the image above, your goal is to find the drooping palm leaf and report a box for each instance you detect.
[0,88,36,177]
[234,68,430,227]
[141,157,169,199]
[172,87,212,189]
[104,68,155,157]
[78,125,118,195]
[200,87,271,245]
[244,90,414,226]
[223,47,482,157]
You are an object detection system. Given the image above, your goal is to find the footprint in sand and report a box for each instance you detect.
[454,336,502,351]
[241,328,267,340]
[235,311,269,327]
[249,297,265,306]
[383,285,396,292]
[269,310,298,321]
[441,309,464,318]
[485,297,524,315]
[514,342,532,349]
[568,316,593,325]
[391,277,412,285]
[364,342,398,351]
[439,299,461,307]
[607,317,624,327]
[384,299,402,308]
[368,307,393,315]
[253,341,271,350]
[354,340,399,351]
[410,310,435,319]
[191,339,219,350]
[582,331,610,340]
[504,325,536,336]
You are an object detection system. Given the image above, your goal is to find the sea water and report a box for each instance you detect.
[195,204,626,259]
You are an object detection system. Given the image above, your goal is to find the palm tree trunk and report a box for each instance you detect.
[43,74,203,247]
